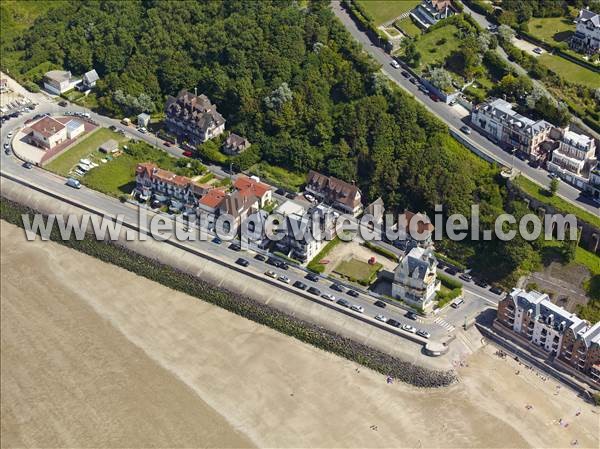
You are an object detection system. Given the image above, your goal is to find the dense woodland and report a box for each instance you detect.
[1,0,596,292]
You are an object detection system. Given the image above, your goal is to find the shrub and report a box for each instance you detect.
[438,273,463,290]
[307,236,341,272]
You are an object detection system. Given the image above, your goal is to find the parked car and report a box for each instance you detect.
[387,319,400,328]
[4,147,11,155]
[336,298,350,308]
[331,283,344,292]
[58,100,68,107]
[211,236,222,244]
[374,300,387,308]
[401,70,410,78]
[22,161,33,169]
[293,280,307,290]
[350,304,364,313]
[66,178,81,189]
[265,270,278,279]
[304,193,315,202]
[490,286,505,296]
[429,93,440,102]
[254,254,267,262]
[236,258,249,267]
[267,257,282,268]
[321,293,335,301]
[305,273,319,282]
[164,141,171,147]
[280,262,289,271]
[417,329,431,339]
[347,289,359,298]
[375,314,387,322]
[182,150,193,157]
[405,311,418,320]
[391,60,400,69]
[307,286,321,295]
[402,324,417,333]
[451,298,464,309]
[459,273,472,282]
[460,125,471,135]
[446,267,458,276]
[533,47,543,54]
[278,275,290,284]
[228,243,241,251]
[275,188,285,196]
[285,192,295,199]
[474,279,489,288]
[409,77,417,85]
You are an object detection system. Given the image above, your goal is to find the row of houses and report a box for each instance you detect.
[497,288,600,386]
[471,98,598,198]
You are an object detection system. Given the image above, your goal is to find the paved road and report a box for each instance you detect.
[331,1,599,216]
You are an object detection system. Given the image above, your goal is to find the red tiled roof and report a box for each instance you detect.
[401,210,435,233]
[136,162,157,178]
[234,175,271,199]
[199,188,227,208]
[30,116,65,138]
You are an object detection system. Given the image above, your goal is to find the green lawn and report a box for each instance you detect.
[45,128,128,176]
[357,0,420,25]
[395,17,421,37]
[334,258,383,285]
[513,176,600,228]
[82,153,139,197]
[538,53,600,88]
[527,17,574,45]
[248,162,305,192]
[411,24,461,72]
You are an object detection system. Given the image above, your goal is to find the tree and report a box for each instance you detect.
[404,41,421,68]
[428,67,453,92]
[549,177,559,196]
[561,239,577,263]
[498,25,515,44]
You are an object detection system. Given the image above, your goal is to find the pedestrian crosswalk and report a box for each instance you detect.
[434,317,456,332]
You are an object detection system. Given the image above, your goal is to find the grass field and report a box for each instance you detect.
[411,24,461,72]
[513,176,600,229]
[249,162,305,192]
[334,258,383,284]
[538,54,600,88]
[395,17,421,37]
[527,17,574,44]
[357,0,420,25]
[45,128,127,176]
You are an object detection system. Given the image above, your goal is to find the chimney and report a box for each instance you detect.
[194,87,197,96]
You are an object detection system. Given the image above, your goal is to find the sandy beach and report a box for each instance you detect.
[1,221,598,448]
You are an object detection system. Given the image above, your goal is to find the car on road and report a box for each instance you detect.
[211,236,222,244]
[307,286,321,295]
[305,273,319,282]
[350,304,364,313]
[401,70,410,78]
[391,60,400,69]
[474,279,489,288]
[254,254,267,262]
[164,141,171,147]
[451,298,464,309]
[490,286,505,296]
[429,93,440,102]
[446,267,458,276]
[236,258,249,267]
[22,161,33,169]
[280,262,289,270]
[409,77,417,85]
[7,131,13,138]
[58,100,68,107]
[293,280,307,290]
[285,192,295,199]
[265,270,278,279]
[533,47,543,54]
[331,283,344,292]
[278,275,290,284]
[304,193,315,202]
[459,273,472,282]
[4,147,11,155]
[267,257,282,268]
[387,319,400,328]
[374,300,386,308]
[417,329,431,339]
[347,289,359,298]
[66,178,81,189]
[460,125,471,135]
[275,188,285,196]
[402,324,417,333]
[150,199,161,209]
[336,298,350,308]
[228,243,241,251]
[418,85,428,94]
[321,293,335,301]
[375,314,387,322]
[405,311,418,320]
[182,150,193,157]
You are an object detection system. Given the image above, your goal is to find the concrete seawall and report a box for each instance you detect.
[0,174,453,371]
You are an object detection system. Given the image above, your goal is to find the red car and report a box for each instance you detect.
[164,141,171,147]
[182,150,193,157]
[429,93,440,102]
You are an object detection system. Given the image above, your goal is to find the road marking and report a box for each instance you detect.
[434,317,455,332]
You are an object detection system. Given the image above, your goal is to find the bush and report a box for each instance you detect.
[437,273,463,290]
[23,80,40,93]
[197,140,228,165]
[307,236,341,273]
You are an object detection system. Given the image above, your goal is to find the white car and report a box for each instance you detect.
[321,293,336,301]
[402,324,417,333]
[350,304,364,313]
[304,193,315,202]
[7,131,13,138]
[416,329,431,339]
[264,270,278,279]
[278,275,290,284]
[375,314,387,322]
[391,60,400,69]
[533,47,543,55]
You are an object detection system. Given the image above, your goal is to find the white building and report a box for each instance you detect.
[137,112,151,128]
[392,246,440,310]
[548,128,597,189]
[66,120,85,139]
[43,70,80,95]
[570,8,600,55]
[471,98,553,160]
[411,0,457,29]
[80,69,99,90]
[29,116,67,149]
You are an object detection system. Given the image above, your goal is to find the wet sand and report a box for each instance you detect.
[1,222,598,448]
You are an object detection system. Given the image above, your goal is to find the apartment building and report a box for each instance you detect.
[471,98,553,160]
[392,246,440,310]
[305,170,363,216]
[411,0,457,29]
[164,89,225,144]
[570,8,600,55]
[497,288,600,384]
[548,128,597,189]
